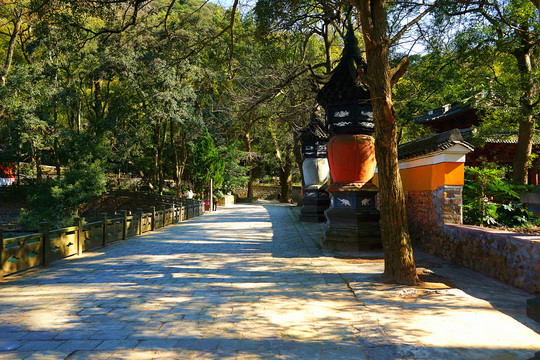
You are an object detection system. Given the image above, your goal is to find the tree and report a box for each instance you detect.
[187,129,225,194]
[435,0,540,184]
[348,0,438,285]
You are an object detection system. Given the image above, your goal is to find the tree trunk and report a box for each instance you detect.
[322,21,333,73]
[171,121,181,197]
[152,125,160,191]
[16,147,20,186]
[245,132,254,198]
[158,123,166,194]
[293,132,305,188]
[31,142,43,183]
[178,130,188,194]
[53,97,61,178]
[512,42,537,185]
[354,0,419,285]
[53,139,61,178]
[1,17,22,86]
[292,132,304,206]
[77,101,82,133]
[279,159,293,203]
[93,79,103,133]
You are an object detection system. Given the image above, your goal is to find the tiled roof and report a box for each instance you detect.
[414,105,471,124]
[398,128,474,160]
[315,25,370,109]
[298,113,328,143]
[460,128,540,145]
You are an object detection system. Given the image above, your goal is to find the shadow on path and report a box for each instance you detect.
[0,203,538,359]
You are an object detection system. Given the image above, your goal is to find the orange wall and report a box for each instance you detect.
[372,162,464,191]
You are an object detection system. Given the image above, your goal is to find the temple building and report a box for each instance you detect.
[0,144,15,186]
[415,103,540,185]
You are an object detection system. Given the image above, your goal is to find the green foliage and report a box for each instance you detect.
[60,160,107,209]
[186,129,225,193]
[18,160,106,229]
[219,145,249,194]
[463,166,538,228]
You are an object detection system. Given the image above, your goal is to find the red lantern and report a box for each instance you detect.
[327,134,376,185]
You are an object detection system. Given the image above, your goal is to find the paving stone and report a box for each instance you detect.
[321,349,369,360]
[54,330,96,340]
[0,203,537,359]
[0,339,23,351]
[193,350,238,360]
[62,351,112,360]
[135,339,179,350]
[90,329,135,340]
[55,340,102,352]
[19,350,72,360]
[175,338,220,351]
[235,350,281,360]
[108,350,191,359]
[95,340,140,350]
[16,341,63,351]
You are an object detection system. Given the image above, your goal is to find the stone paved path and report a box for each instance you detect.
[0,203,539,360]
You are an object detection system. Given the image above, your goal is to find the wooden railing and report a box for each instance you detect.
[0,200,205,280]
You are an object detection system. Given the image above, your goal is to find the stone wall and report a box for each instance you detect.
[235,185,302,202]
[0,209,19,224]
[217,195,235,206]
[406,185,540,293]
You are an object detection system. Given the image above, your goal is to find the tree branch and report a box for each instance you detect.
[390,2,437,45]
[181,0,238,61]
[390,56,409,86]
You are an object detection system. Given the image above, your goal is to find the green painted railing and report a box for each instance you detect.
[0,200,205,280]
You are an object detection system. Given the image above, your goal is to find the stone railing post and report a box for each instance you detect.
[74,217,83,255]
[0,229,4,280]
[151,206,156,231]
[101,213,108,247]
[161,205,166,228]
[137,208,143,235]
[39,222,51,266]
[122,210,128,240]
[180,203,184,222]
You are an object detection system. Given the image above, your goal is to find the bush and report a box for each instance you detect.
[18,160,106,229]
[463,166,538,228]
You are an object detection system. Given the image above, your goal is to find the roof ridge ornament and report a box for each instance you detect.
[316,25,373,135]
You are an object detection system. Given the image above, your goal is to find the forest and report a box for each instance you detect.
[0,1,539,282]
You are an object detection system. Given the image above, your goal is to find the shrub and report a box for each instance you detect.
[463,166,538,228]
[18,160,106,229]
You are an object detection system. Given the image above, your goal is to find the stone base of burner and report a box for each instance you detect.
[322,184,381,251]
[300,186,330,223]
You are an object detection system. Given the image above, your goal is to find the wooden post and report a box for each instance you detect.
[0,229,4,281]
[151,206,156,231]
[210,178,213,213]
[161,205,166,228]
[39,222,50,266]
[74,217,83,255]
[180,203,184,222]
[137,208,143,235]
[101,213,108,247]
[122,210,127,240]
[172,203,177,223]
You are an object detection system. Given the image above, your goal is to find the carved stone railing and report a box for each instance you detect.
[0,200,205,280]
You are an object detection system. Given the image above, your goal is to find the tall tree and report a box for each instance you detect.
[437,0,540,184]
[348,0,437,285]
